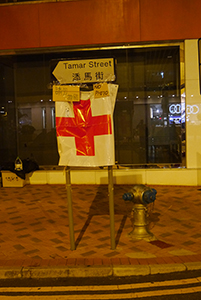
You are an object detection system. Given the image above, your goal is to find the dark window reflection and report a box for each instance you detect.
[115,47,183,165]
[0,60,17,166]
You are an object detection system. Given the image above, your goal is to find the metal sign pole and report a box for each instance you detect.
[65,166,75,250]
[108,165,116,250]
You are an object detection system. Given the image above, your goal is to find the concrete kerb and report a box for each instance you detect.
[112,265,150,277]
[21,266,113,279]
[0,263,201,279]
[184,262,201,271]
[150,264,186,275]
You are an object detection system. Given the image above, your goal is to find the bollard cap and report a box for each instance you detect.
[122,192,134,201]
[142,188,157,205]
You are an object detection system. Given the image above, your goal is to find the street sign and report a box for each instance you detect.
[52,58,115,84]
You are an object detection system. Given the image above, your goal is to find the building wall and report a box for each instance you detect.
[26,167,201,186]
[1,0,201,51]
[1,1,201,185]
[26,40,201,186]
[185,40,201,169]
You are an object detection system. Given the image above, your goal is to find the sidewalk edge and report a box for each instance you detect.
[0,262,201,279]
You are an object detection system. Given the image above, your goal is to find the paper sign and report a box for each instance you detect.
[93,83,110,99]
[53,85,80,102]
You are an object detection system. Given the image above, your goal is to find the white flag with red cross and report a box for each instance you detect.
[55,84,118,167]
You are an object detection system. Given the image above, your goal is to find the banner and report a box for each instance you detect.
[55,84,118,167]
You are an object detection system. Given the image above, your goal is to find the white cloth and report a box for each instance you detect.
[55,84,118,167]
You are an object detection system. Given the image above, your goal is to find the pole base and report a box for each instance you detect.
[128,226,156,242]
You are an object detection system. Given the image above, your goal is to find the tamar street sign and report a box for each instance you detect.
[52,58,115,84]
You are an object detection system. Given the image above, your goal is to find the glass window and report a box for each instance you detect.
[0,59,16,167]
[115,47,182,165]
[0,45,183,167]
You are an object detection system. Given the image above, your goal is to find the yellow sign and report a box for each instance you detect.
[93,83,110,99]
[53,85,80,102]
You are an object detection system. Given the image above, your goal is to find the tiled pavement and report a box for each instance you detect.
[1,183,201,274]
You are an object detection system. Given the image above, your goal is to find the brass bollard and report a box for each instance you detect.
[123,185,157,241]
[129,203,155,241]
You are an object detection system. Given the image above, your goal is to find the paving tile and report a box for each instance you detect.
[76,258,85,265]
[85,258,94,265]
[93,258,103,265]
[170,256,184,263]
[138,258,149,265]
[146,257,159,264]
[119,258,129,265]
[9,216,21,220]
[174,229,186,235]
[149,240,173,249]
[56,246,68,252]
[111,257,121,265]
[24,249,40,255]
[95,243,110,249]
[0,260,7,266]
[102,258,112,265]
[30,222,41,226]
[80,251,96,257]
[34,228,46,232]
[104,251,120,258]
[56,232,67,237]
[155,257,167,264]
[0,184,201,268]
[128,258,140,265]
[66,258,76,265]
[31,256,42,260]
[31,238,42,243]
[22,259,35,267]
[12,221,24,226]
[182,240,195,246]
[160,232,173,238]
[14,227,28,232]
[50,238,63,244]
[13,244,25,250]
[4,259,22,267]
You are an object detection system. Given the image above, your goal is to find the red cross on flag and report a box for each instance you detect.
[55,84,118,167]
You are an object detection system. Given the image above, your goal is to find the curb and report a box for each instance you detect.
[0,262,201,279]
